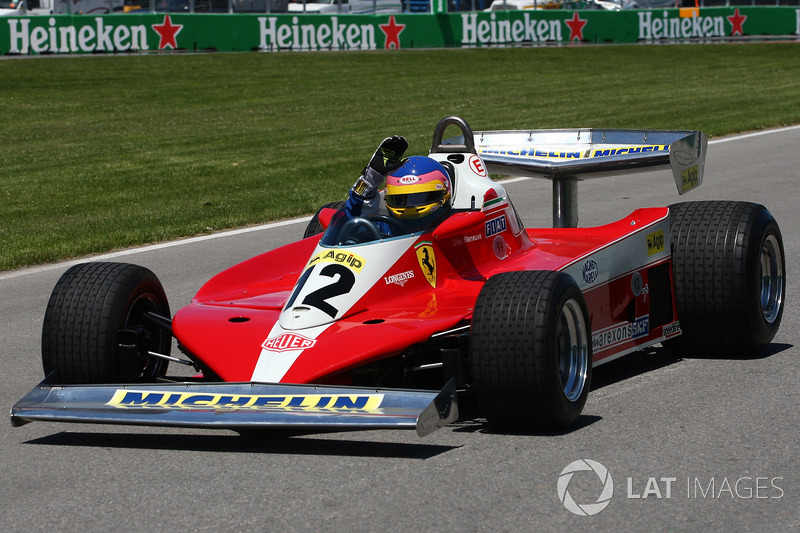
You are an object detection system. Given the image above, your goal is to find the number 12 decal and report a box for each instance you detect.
[285,264,356,319]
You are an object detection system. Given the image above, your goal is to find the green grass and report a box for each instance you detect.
[1,43,799,271]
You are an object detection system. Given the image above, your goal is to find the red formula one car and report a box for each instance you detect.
[11,117,786,436]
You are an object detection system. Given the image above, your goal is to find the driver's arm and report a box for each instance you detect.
[346,166,383,219]
[345,135,408,220]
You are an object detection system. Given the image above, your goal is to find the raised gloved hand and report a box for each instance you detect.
[367,135,408,175]
[351,136,408,199]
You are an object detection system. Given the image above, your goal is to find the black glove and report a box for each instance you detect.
[351,136,408,199]
[367,135,408,175]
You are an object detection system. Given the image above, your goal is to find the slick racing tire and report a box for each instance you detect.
[303,200,347,239]
[41,262,171,384]
[471,271,592,430]
[665,201,785,356]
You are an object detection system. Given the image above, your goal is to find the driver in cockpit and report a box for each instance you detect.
[345,136,453,236]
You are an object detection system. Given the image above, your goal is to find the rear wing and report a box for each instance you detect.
[431,117,707,228]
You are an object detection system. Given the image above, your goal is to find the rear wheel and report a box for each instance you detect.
[303,200,347,239]
[41,262,171,384]
[665,201,785,356]
[471,271,592,430]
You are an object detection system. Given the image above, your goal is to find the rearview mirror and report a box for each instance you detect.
[318,207,338,230]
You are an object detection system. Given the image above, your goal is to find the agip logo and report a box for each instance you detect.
[307,249,366,273]
[557,459,614,516]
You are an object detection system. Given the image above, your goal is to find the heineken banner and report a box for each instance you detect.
[2,8,798,55]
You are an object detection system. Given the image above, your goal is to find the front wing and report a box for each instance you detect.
[10,376,458,437]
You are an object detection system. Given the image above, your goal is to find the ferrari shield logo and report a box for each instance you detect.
[415,241,437,288]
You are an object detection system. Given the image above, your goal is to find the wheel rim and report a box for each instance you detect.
[759,234,784,324]
[557,298,590,402]
[124,292,168,379]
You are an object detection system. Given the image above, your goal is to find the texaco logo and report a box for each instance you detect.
[557,459,614,516]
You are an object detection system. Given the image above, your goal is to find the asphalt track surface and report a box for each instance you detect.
[2,126,799,532]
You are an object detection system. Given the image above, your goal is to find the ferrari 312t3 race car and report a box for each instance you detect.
[11,117,786,437]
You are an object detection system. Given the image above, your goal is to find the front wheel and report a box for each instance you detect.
[470,271,592,430]
[41,262,172,384]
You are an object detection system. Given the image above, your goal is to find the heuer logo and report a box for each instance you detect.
[262,333,316,352]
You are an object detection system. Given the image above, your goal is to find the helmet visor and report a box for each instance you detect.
[385,190,445,209]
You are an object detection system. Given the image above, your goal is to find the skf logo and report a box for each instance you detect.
[415,241,437,288]
[307,249,366,273]
[262,333,316,352]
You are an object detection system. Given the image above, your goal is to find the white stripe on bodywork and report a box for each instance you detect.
[279,238,416,330]
[252,237,417,383]
[560,212,670,292]
[251,322,333,383]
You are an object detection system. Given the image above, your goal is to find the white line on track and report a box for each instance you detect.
[707,124,800,144]
[3,125,798,281]
[0,216,311,281]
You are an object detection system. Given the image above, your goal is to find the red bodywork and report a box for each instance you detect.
[172,198,679,385]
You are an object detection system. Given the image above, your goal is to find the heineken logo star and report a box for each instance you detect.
[152,14,183,50]
[379,15,405,50]
[565,12,587,42]
[727,8,747,36]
